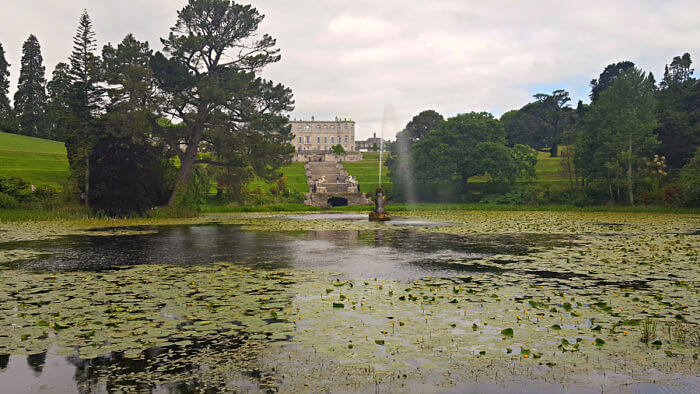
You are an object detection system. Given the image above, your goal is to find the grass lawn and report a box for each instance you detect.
[0,131,69,189]
[469,150,569,184]
[246,162,309,193]
[343,153,392,195]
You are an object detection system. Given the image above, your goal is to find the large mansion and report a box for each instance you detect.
[290,116,355,152]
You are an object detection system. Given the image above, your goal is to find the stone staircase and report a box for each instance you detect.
[303,160,372,207]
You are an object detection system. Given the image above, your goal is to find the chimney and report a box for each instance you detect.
[311,116,315,121]
[373,133,376,138]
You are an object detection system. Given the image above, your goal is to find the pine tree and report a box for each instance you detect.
[0,42,15,133]
[13,35,48,137]
[65,10,103,206]
[46,62,74,141]
[69,9,103,119]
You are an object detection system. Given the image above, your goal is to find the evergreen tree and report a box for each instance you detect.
[656,53,698,168]
[101,34,156,141]
[577,68,658,205]
[69,10,103,119]
[152,0,294,207]
[590,61,635,102]
[0,42,14,133]
[13,35,48,137]
[46,62,74,141]
[65,10,103,206]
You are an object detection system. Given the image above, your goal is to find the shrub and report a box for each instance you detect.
[0,192,19,209]
[89,136,176,216]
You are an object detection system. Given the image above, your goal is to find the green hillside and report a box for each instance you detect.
[344,154,392,195]
[0,131,69,188]
[247,162,308,193]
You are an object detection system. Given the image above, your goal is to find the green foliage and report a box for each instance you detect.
[14,35,48,138]
[0,174,61,209]
[0,192,19,209]
[46,63,73,141]
[677,148,700,206]
[332,144,346,154]
[402,112,537,201]
[501,90,573,156]
[393,110,443,155]
[655,53,698,169]
[576,67,658,205]
[590,61,635,102]
[152,0,294,206]
[175,166,210,211]
[88,136,175,216]
[0,42,13,133]
[65,10,103,203]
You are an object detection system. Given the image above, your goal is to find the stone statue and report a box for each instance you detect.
[369,187,390,221]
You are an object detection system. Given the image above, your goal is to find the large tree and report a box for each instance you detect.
[393,109,443,155]
[655,53,698,169]
[590,61,635,102]
[65,10,103,206]
[502,89,572,156]
[0,42,13,132]
[410,112,536,194]
[101,34,157,141]
[577,68,658,205]
[46,62,73,141]
[13,35,48,137]
[151,0,294,207]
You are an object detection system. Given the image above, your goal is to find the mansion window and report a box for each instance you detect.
[317,137,320,143]
[331,137,334,143]
[298,137,302,143]
[306,136,310,143]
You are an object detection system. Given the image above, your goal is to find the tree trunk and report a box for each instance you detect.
[565,153,573,192]
[84,152,90,209]
[167,131,203,207]
[549,143,558,157]
[627,138,634,206]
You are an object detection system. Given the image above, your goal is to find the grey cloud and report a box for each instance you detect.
[1,0,698,139]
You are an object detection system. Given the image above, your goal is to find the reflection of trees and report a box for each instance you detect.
[26,351,46,375]
[0,354,9,369]
[23,224,299,271]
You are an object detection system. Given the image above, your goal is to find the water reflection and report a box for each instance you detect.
[3,225,575,281]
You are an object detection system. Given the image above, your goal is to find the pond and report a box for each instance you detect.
[0,211,698,393]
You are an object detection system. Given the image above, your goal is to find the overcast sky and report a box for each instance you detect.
[1,0,698,139]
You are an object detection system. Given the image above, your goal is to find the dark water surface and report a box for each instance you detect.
[2,222,575,281]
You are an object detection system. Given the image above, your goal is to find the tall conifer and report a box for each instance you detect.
[65,10,102,206]
[46,62,73,141]
[0,42,14,132]
[13,35,48,137]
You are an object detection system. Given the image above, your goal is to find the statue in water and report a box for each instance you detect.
[369,187,391,221]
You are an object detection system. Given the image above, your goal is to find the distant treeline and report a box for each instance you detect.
[388,56,698,207]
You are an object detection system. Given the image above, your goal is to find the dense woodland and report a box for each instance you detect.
[0,0,698,214]
[389,57,699,207]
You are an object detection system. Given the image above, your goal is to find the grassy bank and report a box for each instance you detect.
[0,131,69,189]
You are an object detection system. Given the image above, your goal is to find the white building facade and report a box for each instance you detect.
[290,116,356,152]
